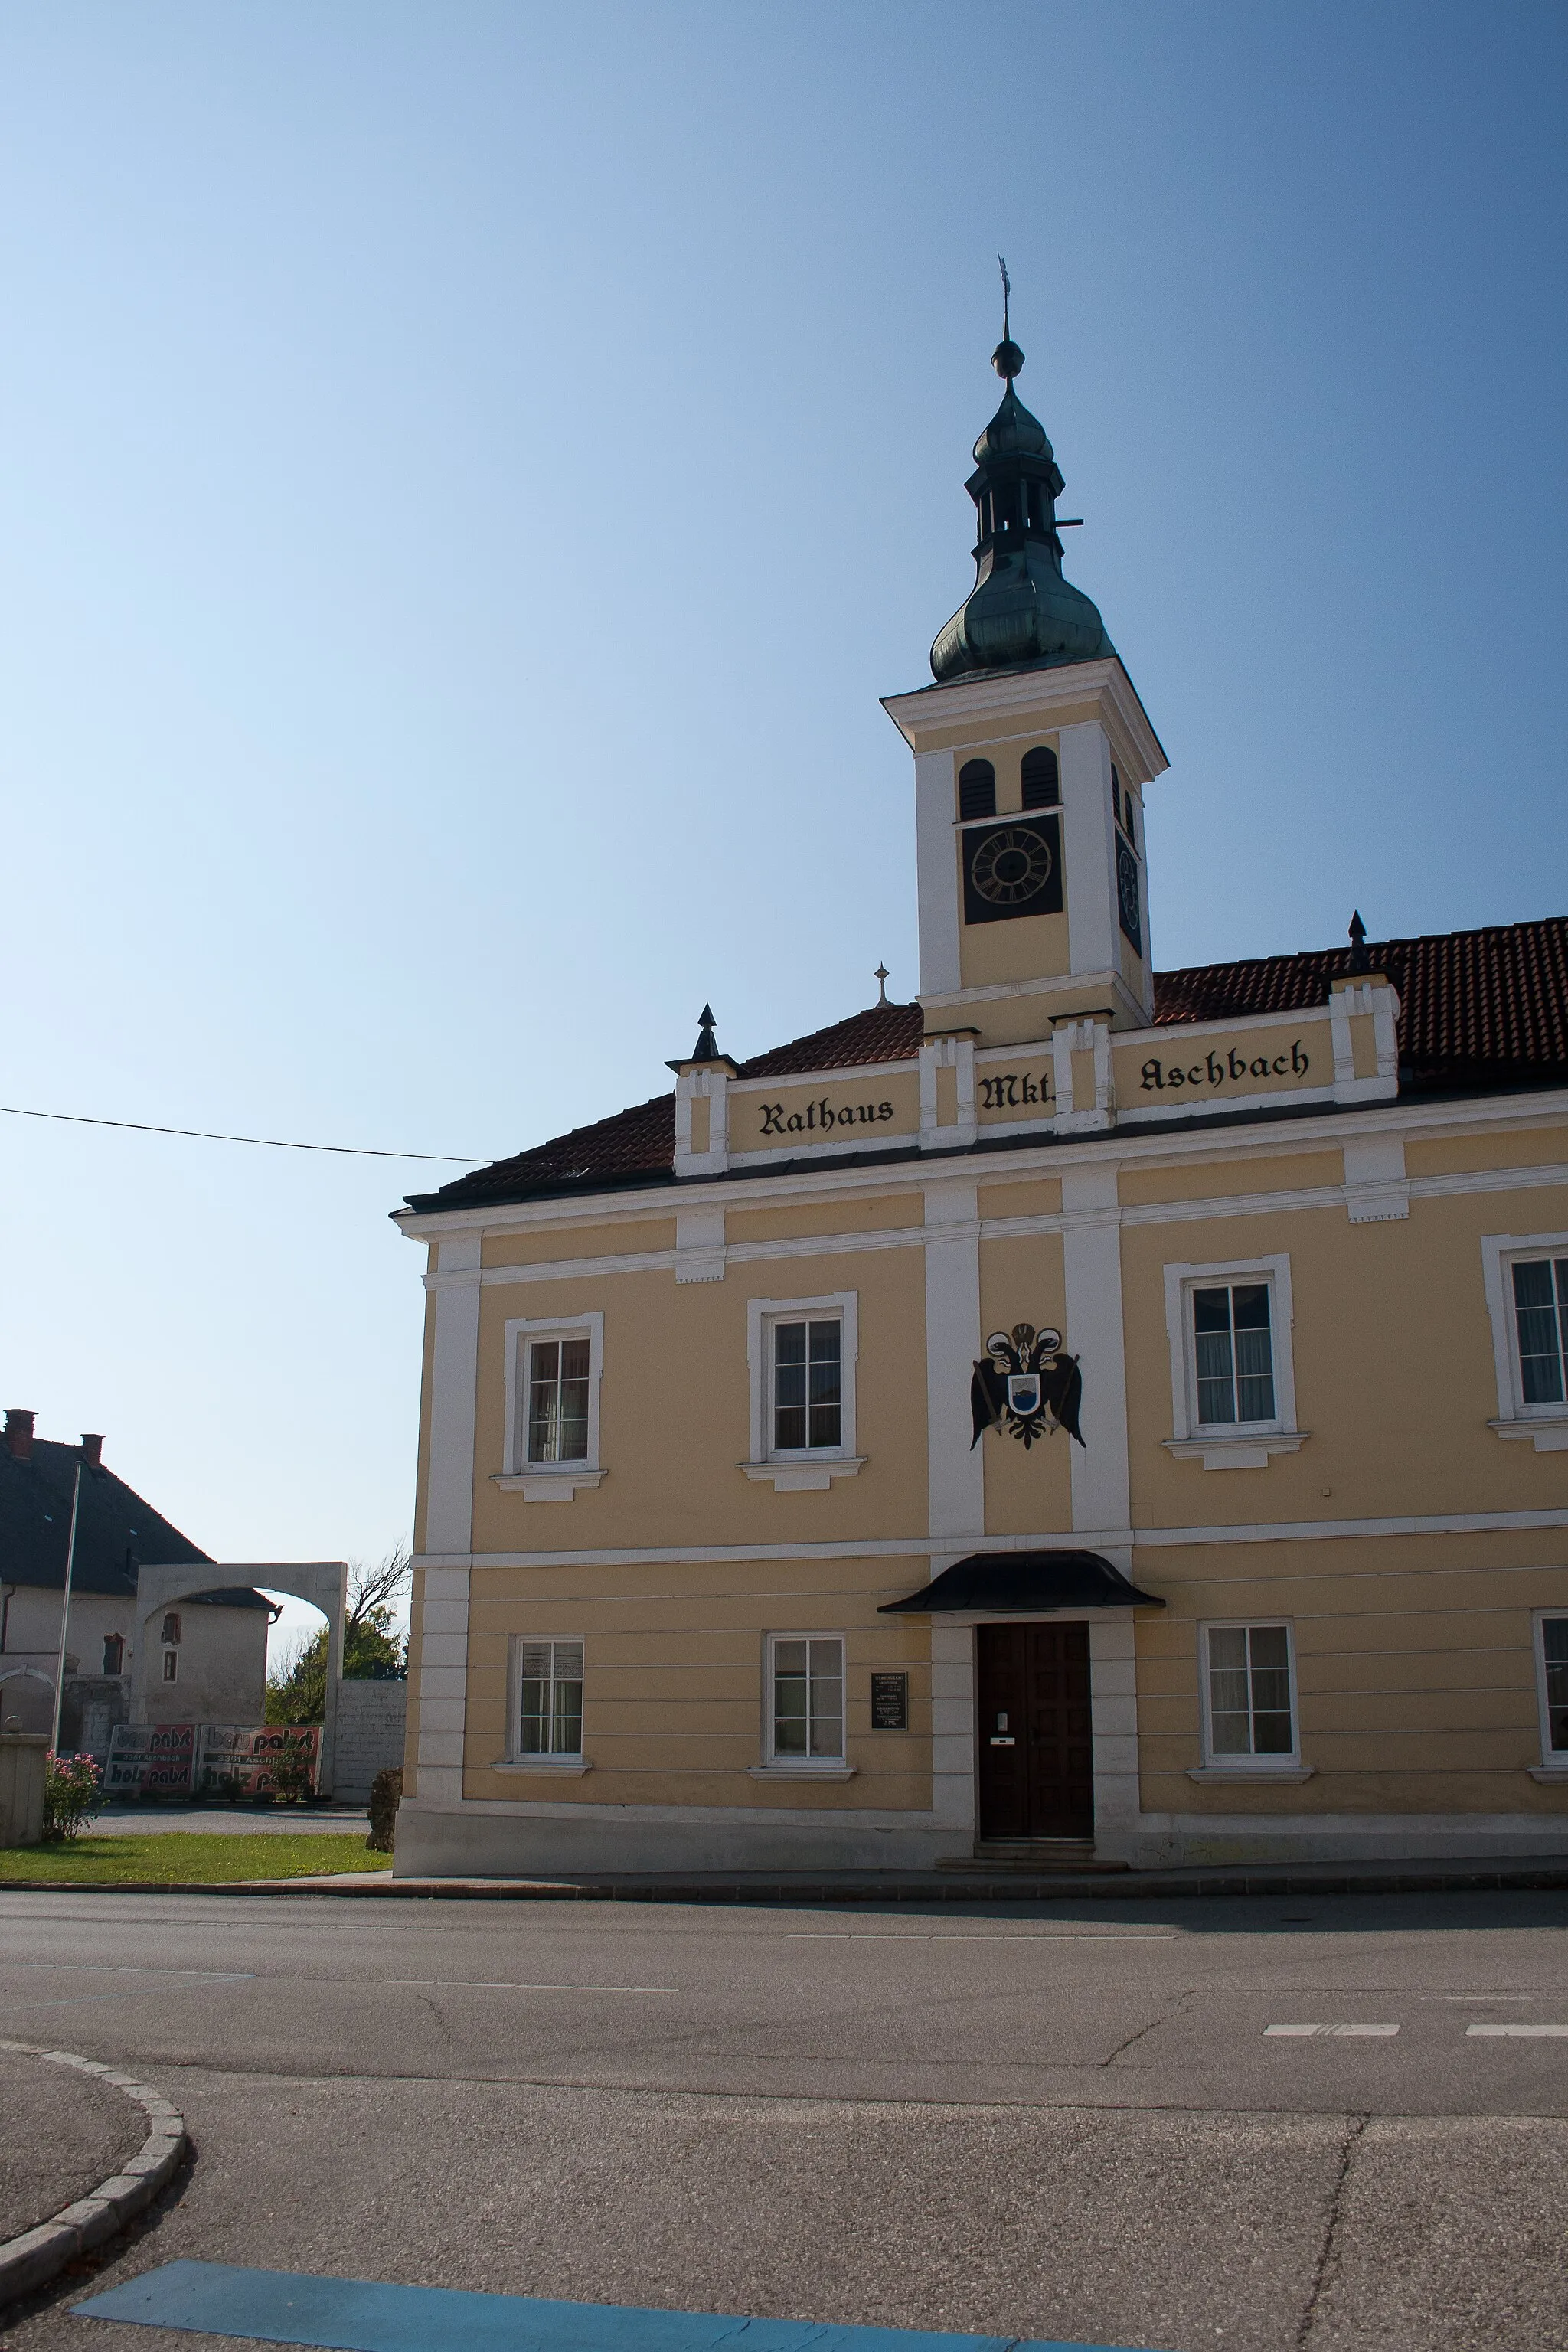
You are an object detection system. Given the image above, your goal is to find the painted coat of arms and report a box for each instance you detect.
[970,1323,1085,1449]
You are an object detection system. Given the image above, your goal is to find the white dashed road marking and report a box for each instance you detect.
[1466,2023,1568,2037]
[1265,2024,1400,2037]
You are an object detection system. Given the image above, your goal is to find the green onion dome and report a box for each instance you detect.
[930,340,1113,684]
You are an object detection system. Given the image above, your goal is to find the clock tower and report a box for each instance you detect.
[883,323,1167,1085]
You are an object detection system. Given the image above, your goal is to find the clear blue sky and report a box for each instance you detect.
[2,3,1564,1644]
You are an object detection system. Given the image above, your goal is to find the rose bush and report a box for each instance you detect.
[44,1752,103,1841]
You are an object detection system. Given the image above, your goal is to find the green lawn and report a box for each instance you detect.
[0,1834,391,1884]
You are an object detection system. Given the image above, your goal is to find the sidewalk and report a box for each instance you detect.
[0,2047,142,2247]
[322,1852,1568,1904]
[12,1851,1566,1904]
[85,1803,370,1836]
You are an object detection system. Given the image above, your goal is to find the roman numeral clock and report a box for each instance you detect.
[961,816,1063,926]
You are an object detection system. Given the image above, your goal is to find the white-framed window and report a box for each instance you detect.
[1482,1234,1568,1451]
[162,1649,178,1683]
[499,1312,606,1498]
[511,1637,584,1760]
[742,1292,862,1491]
[1200,1621,1298,1766]
[160,1612,181,1645]
[1534,1613,1568,1765]
[103,1635,124,1677]
[765,1632,845,1766]
[1162,1253,1304,1469]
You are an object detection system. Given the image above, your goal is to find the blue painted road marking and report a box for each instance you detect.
[73,2262,1155,2352]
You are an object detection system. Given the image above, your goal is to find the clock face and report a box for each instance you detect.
[962,816,1063,926]
[972,828,1053,904]
[1116,835,1142,954]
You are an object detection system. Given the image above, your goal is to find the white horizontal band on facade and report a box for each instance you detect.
[416,1160,1568,1292]
[410,1508,1568,1576]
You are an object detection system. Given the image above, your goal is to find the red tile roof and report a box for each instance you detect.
[407,917,1566,1213]
[736,1001,925,1078]
[1154,916,1568,1092]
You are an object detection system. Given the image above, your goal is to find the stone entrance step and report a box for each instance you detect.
[938,1839,1131,1874]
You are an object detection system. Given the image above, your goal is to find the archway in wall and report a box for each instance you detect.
[132,1562,347,1792]
[0,1664,54,1738]
[260,1587,331,1723]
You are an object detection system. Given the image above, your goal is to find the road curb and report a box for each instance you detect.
[3,1857,1568,1903]
[0,2042,187,2311]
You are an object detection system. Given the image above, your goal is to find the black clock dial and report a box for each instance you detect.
[961,816,1063,926]
[972,828,1054,904]
[1116,836,1143,953]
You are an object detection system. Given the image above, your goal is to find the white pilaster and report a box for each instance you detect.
[919,1034,978,1152]
[673,1067,732,1177]
[675,1207,727,1282]
[923,1178,983,1544]
[1058,721,1117,977]
[930,1619,977,1845]
[1331,980,1401,1105]
[1343,1132,1410,1223]
[914,749,961,997]
[420,1232,482,1804]
[1060,1163,1132,1534]
[1089,1615,1140,1835]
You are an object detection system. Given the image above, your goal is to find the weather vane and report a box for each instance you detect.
[993,255,1023,382]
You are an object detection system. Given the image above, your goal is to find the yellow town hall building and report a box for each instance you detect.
[392,325,1568,1877]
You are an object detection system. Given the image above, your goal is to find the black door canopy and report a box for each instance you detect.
[880,1550,1165,1615]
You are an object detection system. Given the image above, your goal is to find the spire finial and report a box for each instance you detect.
[992,253,1024,381]
[1348,911,1370,974]
[692,1002,720,1060]
[874,963,890,1008]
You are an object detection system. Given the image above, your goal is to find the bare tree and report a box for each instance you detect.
[345,1542,411,1636]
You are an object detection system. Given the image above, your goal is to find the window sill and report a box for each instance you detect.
[492,1468,606,1501]
[748,1763,858,1782]
[1165,1431,1309,1472]
[1527,1765,1568,1784]
[1186,1763,1315,1783]
[740,1457,865,1494]
[1490,1417,1568,1455]
[492,1757,592,1776]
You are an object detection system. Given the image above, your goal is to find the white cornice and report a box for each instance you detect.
[880,655,1168,781]
[394,1086,1568,1242]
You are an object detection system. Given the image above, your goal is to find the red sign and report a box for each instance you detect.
[198,1724,321,1797]
[105,1723,196,1796]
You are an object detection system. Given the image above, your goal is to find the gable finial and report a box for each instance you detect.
[691,1002,720,1062]
[874,963,890,1008]
[1348,911,1370,974]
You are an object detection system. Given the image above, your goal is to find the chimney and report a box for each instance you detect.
[4,1409,36,1463]
[80,1433,104,1468]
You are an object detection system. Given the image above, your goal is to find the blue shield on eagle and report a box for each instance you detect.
[971,1322,1085,1451]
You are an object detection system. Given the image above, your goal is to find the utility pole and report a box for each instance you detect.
[49,1460,83,1754]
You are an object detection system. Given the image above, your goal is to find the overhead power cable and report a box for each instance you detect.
[0,1102,489,1165]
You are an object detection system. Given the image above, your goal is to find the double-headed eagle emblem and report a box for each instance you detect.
[971,1323,1085,1450]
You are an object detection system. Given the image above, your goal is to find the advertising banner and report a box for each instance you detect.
[198,1723,321,1798]
[105,1722,197,1796]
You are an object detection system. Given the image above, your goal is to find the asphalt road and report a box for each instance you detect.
[3,1886,1567,2352]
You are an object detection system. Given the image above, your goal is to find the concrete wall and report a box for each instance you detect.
[335,1680,407,1804]
[0,1733,47,1846]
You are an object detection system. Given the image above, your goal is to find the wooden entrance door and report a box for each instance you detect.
[976,1622,1094,1839]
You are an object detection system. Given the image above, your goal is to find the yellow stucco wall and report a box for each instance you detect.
[462,1555,933,1811]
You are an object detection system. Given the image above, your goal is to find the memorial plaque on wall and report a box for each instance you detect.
[871,1671,908,1731]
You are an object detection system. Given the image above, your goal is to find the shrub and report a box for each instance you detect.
[366,1766,403,1853]
[267,1745,316,1805]
[44,1752,103,1841]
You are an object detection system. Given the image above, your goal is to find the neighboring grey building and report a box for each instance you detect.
[0,1408,274,1752]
